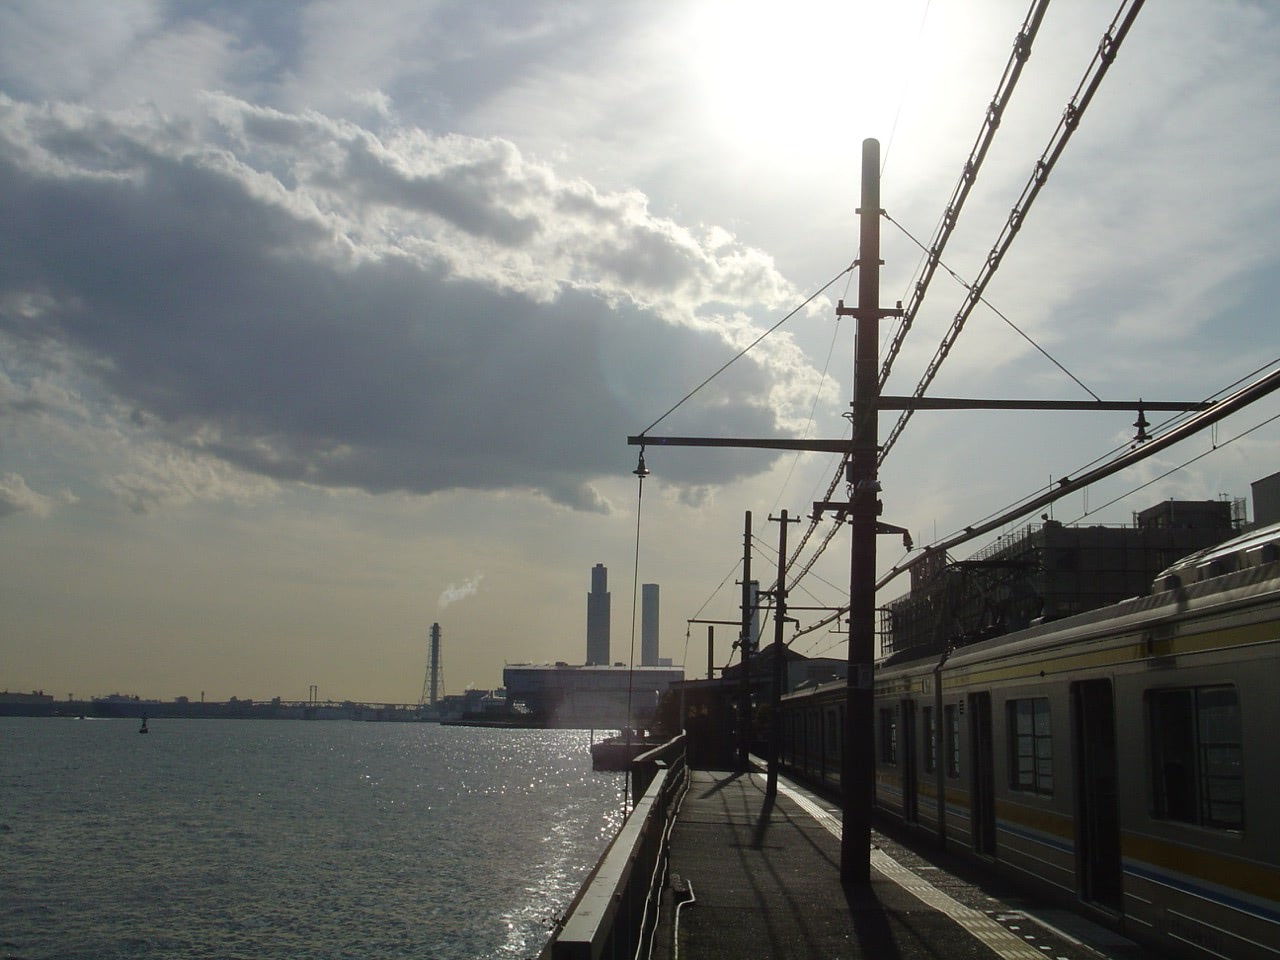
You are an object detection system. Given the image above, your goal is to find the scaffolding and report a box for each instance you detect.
[881,499,1240,660]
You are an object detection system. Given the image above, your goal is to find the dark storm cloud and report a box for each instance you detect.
[0,96,801,509]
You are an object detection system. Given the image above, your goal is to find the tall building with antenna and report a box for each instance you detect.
[586,563,610,665]
[641,583,660,666]
[419,622,444,706]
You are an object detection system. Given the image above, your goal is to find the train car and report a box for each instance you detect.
[780,522,1280,960]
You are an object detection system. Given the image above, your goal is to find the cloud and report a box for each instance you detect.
[0,94,826,511]
[0,472,74,518]
[104,446,279,514]
[438,573,484,609]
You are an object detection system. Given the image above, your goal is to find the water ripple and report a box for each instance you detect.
[0,719,625,959]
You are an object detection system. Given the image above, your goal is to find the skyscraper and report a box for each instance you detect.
[586,563,610,665]
[641,583,660,666]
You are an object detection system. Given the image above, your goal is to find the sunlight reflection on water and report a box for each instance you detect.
[0,719,625,959]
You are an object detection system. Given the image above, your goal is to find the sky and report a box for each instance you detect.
[3,0,1279,704]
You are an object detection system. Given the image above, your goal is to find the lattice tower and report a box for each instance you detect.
[419,622,444,705]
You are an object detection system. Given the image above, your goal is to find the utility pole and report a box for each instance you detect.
[707,625,714,680]
[737,511,753,772]
[767,509,800,798]
[838,138,895,884]
[629,133,1218,884]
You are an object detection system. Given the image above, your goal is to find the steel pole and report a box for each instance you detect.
[842,139,882,884]
[738,511,753,772]
[767,509,793,798]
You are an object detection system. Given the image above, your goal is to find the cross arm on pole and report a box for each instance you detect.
[876,397,1210,411]
[628,435,854,454]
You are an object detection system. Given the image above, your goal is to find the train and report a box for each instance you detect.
[779,520,1280,960]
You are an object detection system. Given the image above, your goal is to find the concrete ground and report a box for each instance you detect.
[652,767,1158,960]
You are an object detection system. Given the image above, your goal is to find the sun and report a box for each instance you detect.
[683,0,940,161]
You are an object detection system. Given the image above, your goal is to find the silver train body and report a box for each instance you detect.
[780,523,1280,960]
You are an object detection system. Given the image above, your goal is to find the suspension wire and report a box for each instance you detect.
[876,362,1280,592]
[879,0,1052,390]
[636,264,854,438]
[681,1,1149,637]
[689,558,744,625]
[775,0,1053,594]
[780,366,1280,650]
[1066,411,1280,524]
[788,401,1280,650]
[879,0,1146,470]
[884,211,1100,400]
[779,450,849,591]
[939,356,1280,541]
[880,0,937,174]
[683,557,745,677]
[625,457,647,778]
[788,511,845,593]
[769,299,846,518]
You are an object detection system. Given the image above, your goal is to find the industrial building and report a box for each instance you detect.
[586,563,610,665]
[641,583,660,666]
[502,662,684,729]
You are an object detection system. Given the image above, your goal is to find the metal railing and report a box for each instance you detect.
[547,734,687,960]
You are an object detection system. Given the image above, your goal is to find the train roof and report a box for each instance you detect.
[1155,519,1280,587]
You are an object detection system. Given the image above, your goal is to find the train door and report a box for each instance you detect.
[902,700,918,822]
[970,692,996,856]
[1072,679,1123,912]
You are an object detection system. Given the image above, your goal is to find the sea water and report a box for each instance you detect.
[0,718,625,959]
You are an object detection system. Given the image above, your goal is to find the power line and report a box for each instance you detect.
[1066,411,1280,524]
[775,0,1055,595]
[776,0,1146,599]
[879,0,1053,389]
[879,0,1147,469]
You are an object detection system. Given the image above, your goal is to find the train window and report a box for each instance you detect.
[922,707,937,773]
[1008,697,1053,795]
[944,704,960,778]
[879,708,898,764]
[1148,685,1244,831]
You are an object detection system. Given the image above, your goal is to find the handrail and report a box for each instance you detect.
[548,734,688,960]
[631,733,687,803]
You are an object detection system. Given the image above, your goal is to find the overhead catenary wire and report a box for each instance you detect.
[775,0,1055,593]
[779,362,1280,647]
[878,0,1147,468]
[875,363,1280,591]
[926,356,1280,547]
[1065,411,1280,524]
[878,0,1053,389]
[649,2,1153,643]
[769,293,848,518]
[778,0,1145,597]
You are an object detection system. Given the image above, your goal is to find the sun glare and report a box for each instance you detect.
[685,1,939,160]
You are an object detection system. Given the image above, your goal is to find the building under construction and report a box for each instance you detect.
[881,498,1245,660]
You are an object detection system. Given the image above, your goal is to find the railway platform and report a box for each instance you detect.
[652,766,1159,960]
